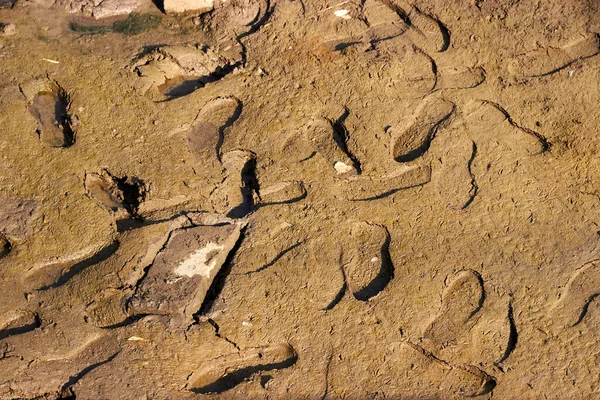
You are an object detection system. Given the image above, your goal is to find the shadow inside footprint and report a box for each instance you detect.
[85,170,149,219]
[191,356,297,394]
[159,77,203,98]
[0,310,40,340]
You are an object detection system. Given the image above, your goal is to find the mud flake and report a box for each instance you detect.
[134,44,242,99]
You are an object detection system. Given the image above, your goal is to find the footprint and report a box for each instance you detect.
[390,341,496,398]
[133,44,243,99]
[215,0,268,30]
[236,220,305,275]
[430,299,516,367]
[210,149,258,218]
[378,44,437,98]
[423,270,484,348]
[128,222,243,320]
[390,96,454,162]
[23,240,118,290]
[254,181,307,207]
[305,237,346,310]
[508,33,600,79]
[362,0,410,43]
[343,222,393,301]
[550,259,600,328]
[84,170,149,219]
[403,6,450,52]
[469,302,516,365]
[4,334,119,399]
[414,269,515,366]
[432,130,478,210]
[319,2,367,51]
[186,343,297,393]
[0,309,39,340]
[273,0,305,23]
[19,78,75,147]
[303,117,359,176]
[85,287,133,329]
[326,1,448,52]
[344,162,431,201]
[435,66,486,91]
[464,100,548,157]
[187,96,242,171]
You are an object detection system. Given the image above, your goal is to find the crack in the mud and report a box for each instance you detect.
[197,226,247,315]
[320,350,334,400]
[206,318,240,350]
[462,140,479,209]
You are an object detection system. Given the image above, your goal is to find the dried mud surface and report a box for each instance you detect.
[1,0,600,399]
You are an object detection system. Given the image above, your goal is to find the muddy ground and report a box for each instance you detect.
[1,0,600,398]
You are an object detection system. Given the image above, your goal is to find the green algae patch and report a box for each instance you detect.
[69,13,162,36]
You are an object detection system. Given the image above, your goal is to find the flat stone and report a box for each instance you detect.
[128,223,242,318]
[163,0,213,14]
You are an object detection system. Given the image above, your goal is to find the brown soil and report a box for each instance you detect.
[1,0,600,399]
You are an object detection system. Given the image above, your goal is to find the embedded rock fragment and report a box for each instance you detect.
[128,223,243,319]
